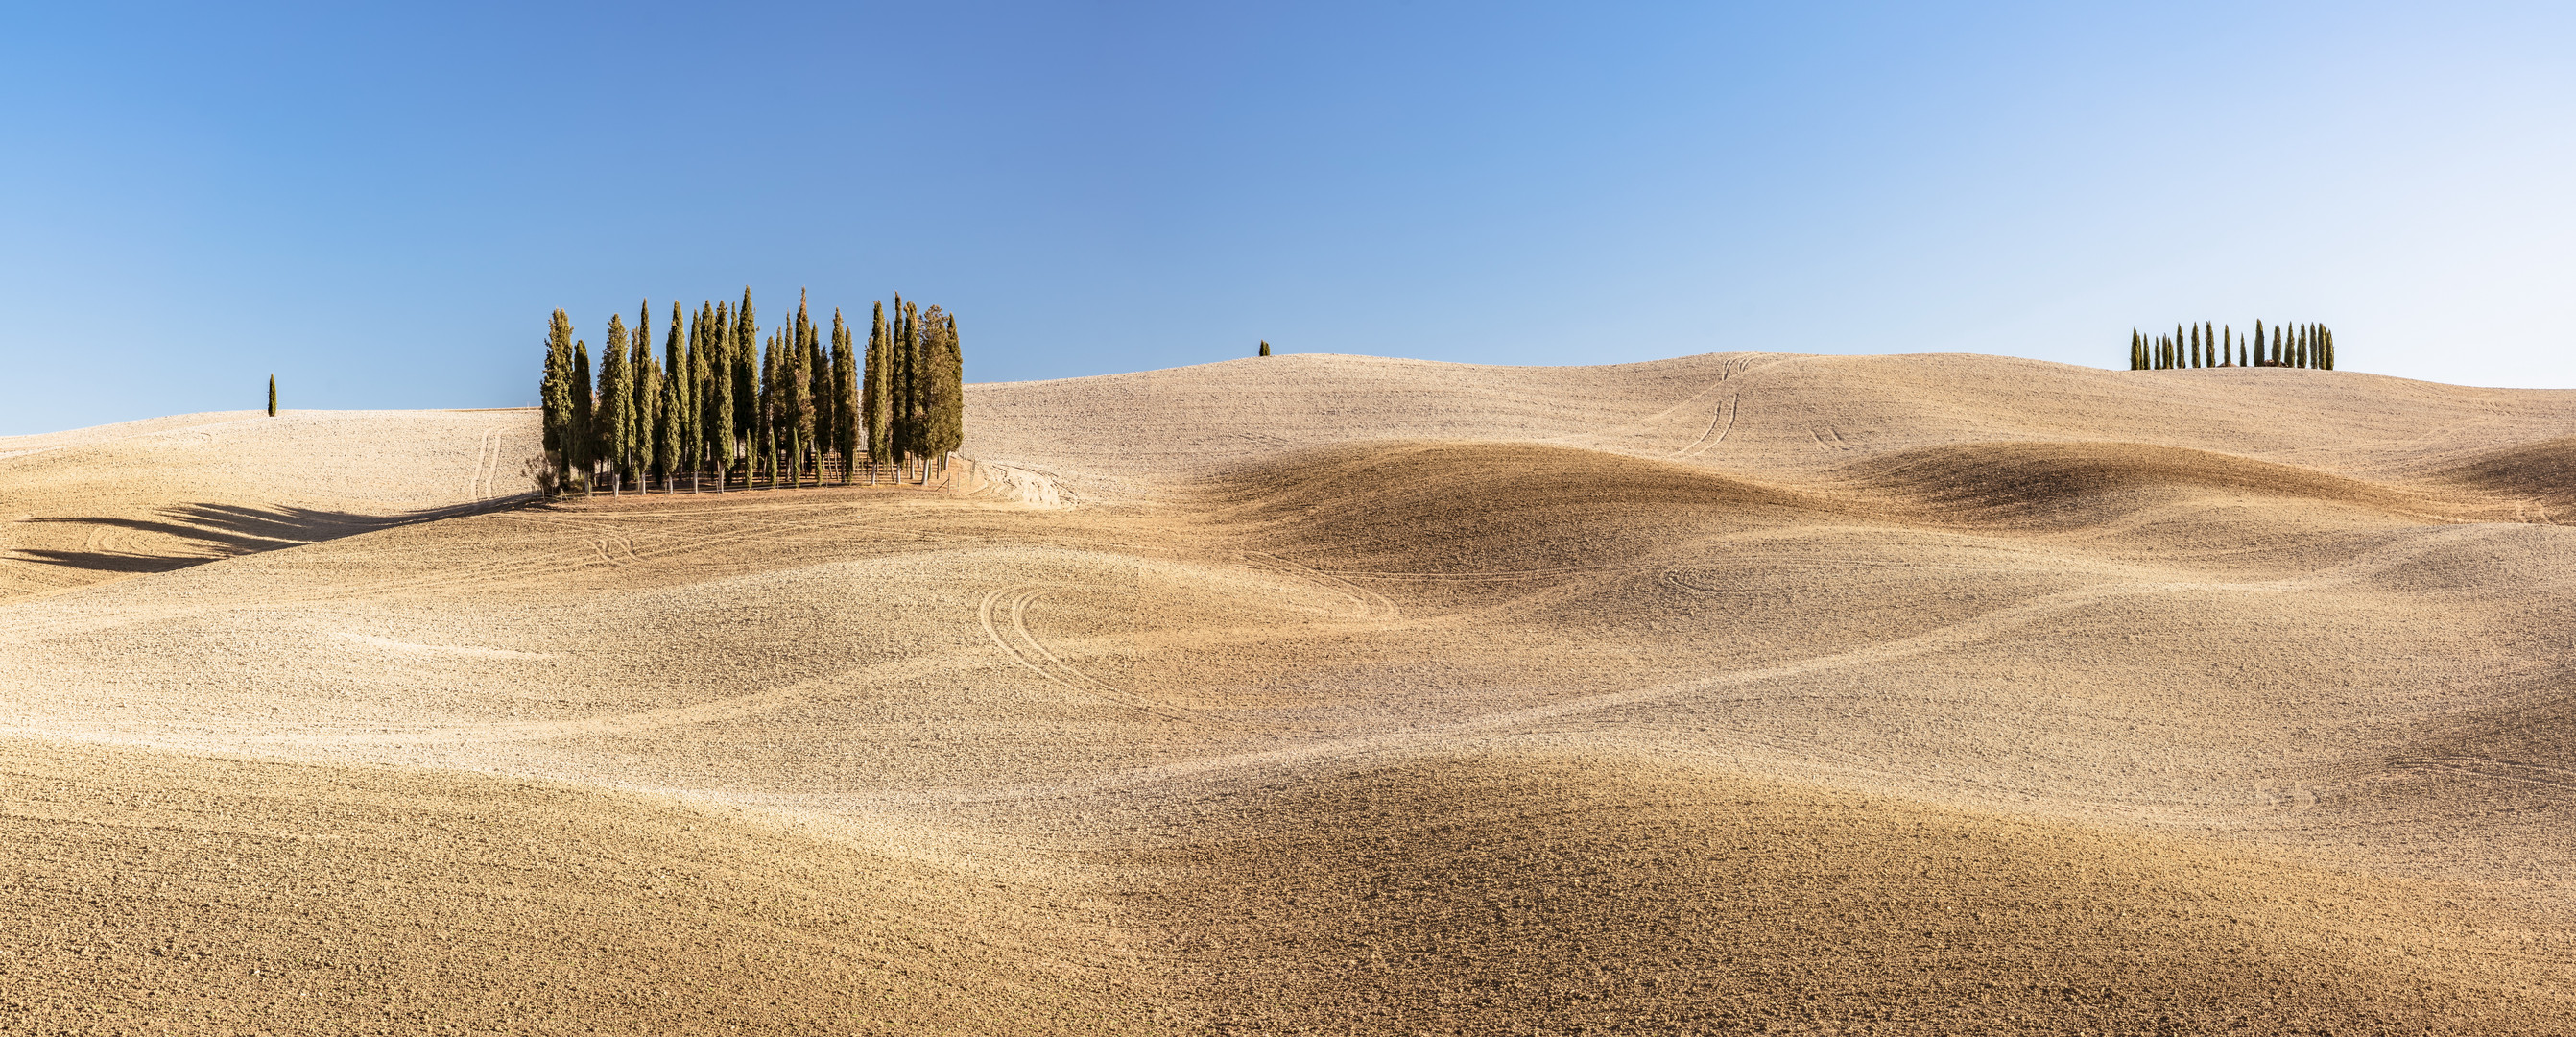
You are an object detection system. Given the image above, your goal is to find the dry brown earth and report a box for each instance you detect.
[4,351,2575,1034]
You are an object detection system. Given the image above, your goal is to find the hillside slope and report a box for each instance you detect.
[5,352,2575,1034]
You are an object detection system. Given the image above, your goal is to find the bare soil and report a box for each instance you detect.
[4,352,2574,1034]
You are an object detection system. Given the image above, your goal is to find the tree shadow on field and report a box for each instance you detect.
[10,496,535,575]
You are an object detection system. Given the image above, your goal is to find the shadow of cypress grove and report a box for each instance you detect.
[11,498,533,575]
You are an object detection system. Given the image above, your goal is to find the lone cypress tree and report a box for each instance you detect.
[267,374,276,417]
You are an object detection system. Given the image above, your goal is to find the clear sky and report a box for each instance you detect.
[4,2,2571,434]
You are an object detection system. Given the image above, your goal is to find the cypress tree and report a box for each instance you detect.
[2129,329,2140,370]
[864,301,892,483]
[658,301,684,490]
[912,306,963,475]
[571,341,595,493]
[632,301,654,481]
[267,374,276,417]
[600,314,630,493]
[680,302,704,491]
[939,312,966,465]
[804,302,827,484]
[732,290,758,484]
[1259,340,1271,358]
[832,309,858,484]
[763,329,784,488]
[2190,324,2202,368]
[2274,324,2284,367]
[792,324,816,488]
[707,301,736,490]
[899,299,923,481]
[889,295,912,479]
[540,309,576,489]
[2324,327,2336,370]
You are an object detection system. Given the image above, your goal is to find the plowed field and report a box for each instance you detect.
[5,352,2574,1034]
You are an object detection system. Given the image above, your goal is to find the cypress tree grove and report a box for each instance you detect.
[540,310,576,490]
[534,292,970,494]
[833,310,858,484]
[1259,340,1271,357]
[865,301,892,483]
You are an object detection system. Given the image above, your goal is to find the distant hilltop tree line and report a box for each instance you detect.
[537,289,963,495]
[2130,320,2334,371]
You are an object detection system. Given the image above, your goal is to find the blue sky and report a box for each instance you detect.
[3,2,2571,434]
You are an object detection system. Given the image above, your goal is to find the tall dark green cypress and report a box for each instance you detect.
[658,301,685,488]
[732,289,757,483]
[899,299,923,480]
[540,310,576,488]
[832,309,858,484]
[804,298,828,483]
[600,314,631,492]
[865,301,892,482]
[2130,329,2141,370]
[267,374,276,417]
[936,311,965,466]
[707,301,736,490]
[570,341,595,492]
[632,301,654,479]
